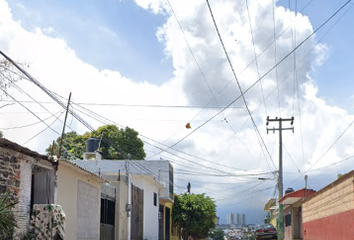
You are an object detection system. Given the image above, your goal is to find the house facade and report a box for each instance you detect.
[56,160,106,240]
[0,138,57,238]
[302,170,354,240]
[278,188,316,240]
[71,159,175,240]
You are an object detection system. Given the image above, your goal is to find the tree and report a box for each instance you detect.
[172,193,216,240]
[46,124,146,160]
[209,228,225,240]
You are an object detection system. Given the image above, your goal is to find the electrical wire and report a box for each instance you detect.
[0,110,63,130]
[206,0,277,175]
[245,0,267,116]
[22,111,65,145]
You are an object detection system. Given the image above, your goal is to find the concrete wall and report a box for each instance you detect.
[302,175,354,240]
[57,162,102,240]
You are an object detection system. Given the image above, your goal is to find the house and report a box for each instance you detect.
[0,138,58,238]
[264,198,277,226]
[0,138,107,240]
[278,188,316,240]
[71,157,175,240]
[302,170,354,240]
[56,159,107,240]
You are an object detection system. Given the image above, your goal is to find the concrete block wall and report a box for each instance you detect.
[303,176,354,223]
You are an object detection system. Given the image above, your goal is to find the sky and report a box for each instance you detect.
[1,0,354,224]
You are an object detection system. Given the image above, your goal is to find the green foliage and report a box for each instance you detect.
[172,193,216,239]
[0,191,18,239]
[0,130,3,138]
[209,228,224,240]
[337,173,344,179]
[46,124,146,160]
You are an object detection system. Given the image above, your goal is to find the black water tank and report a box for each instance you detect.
[285,187,294,195]
[86,138,99,153]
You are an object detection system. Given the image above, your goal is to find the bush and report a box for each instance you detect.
[0,191,18,239]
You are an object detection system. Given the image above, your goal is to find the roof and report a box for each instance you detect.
[0,138,51,162]
[59,160,107,183]
[303,170,354,203]
[279,188,316,205]
[264,198,276,211]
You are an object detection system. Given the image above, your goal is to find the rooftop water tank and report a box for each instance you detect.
[86,137,99,153]
[285,187,294,195]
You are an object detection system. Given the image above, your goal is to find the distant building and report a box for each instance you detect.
[226,212,246,227]
[227,213,234,224]
[241,213,246,225]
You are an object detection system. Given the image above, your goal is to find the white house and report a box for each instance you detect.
[71,158,174,240]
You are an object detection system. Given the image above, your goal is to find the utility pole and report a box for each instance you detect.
[58,92,72,160]
[266,116,294,240]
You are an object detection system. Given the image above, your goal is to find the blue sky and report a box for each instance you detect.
[277,0,354,109]
[2,0,354,224]
[7,0,173,84]
[7,0,354,106]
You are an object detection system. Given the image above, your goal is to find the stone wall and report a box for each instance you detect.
[0,146,56,238]
[0,148,21,196]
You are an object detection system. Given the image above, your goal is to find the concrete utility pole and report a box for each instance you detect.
[266,116,294,240]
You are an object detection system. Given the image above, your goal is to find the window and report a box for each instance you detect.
[154,192,157,206]
[101,198,115,225]
[285,213,291,227]
[169,165,174,200]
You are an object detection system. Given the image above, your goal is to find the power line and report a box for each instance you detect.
[0,110,63,130]
[245,0,267,116]
[23,111,65,145]
[0,99,244,109]
[206,0,277,174]
[0,87,61,135]
[305,118,354,173]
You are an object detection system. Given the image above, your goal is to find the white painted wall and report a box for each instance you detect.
[57,162,102,240]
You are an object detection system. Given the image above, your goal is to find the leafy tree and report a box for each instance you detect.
[209,228,224,240]
[46,124,146,160]
[172,193,216,240]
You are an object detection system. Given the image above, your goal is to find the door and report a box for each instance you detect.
[131,185,144,240]
[165,207,170,240]
[159,204,164,240]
